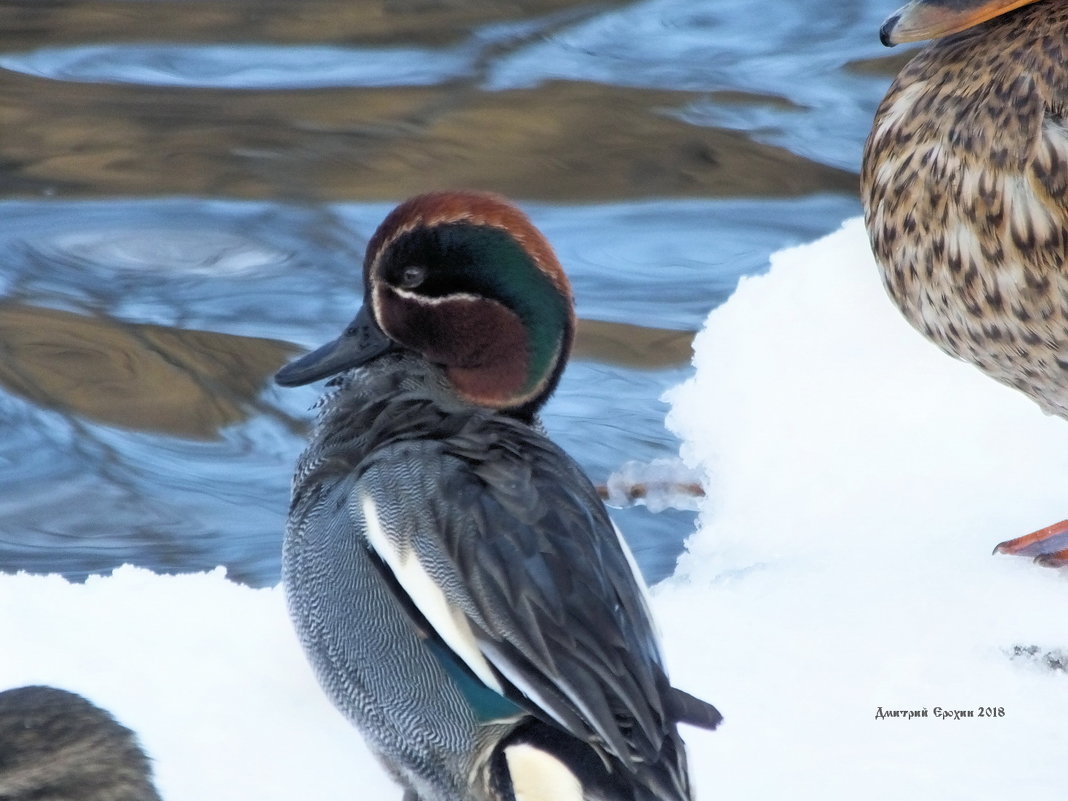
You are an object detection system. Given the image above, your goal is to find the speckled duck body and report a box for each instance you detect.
[278,192,721,801]
[863,0,1068,417]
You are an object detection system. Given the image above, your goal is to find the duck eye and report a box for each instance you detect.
[399,265,427,290]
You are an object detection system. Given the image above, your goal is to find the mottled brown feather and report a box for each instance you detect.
[863,2,1068,416]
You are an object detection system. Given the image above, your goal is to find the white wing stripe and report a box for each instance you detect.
[360,493,504,694]
[610,520,661,644]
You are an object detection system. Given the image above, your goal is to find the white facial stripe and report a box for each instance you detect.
[370,285,385,336]
[360,494,504,693]
[504,744,585,801]
[391,287,481,305]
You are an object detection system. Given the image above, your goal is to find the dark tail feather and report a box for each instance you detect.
[669,687,723,730]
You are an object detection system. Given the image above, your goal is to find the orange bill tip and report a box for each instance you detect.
[880,0,1039,46]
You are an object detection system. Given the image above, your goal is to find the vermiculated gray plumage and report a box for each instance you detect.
[283,354,704,801]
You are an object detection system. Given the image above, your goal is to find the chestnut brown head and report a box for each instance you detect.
[276,191,575,418]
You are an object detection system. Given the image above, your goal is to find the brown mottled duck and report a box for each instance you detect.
[861,0,1068,567]
[0,685,162,801]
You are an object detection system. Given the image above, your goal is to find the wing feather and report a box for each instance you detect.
[352,419,679,780]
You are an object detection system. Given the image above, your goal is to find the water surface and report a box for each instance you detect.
[0,0,902,585]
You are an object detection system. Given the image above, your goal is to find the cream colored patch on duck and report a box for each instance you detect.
[360,493,504,694]
[503,743,585,801]
[871,81,929,144]
[959,167,983,209]
[1040,115,1068,175]
[949,222,982,271]
[872,156,904,197]
[1008,174,1056,246]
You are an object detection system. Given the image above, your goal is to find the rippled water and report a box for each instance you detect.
[0,0,904,586]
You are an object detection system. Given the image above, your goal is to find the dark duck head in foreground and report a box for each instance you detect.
[861,0,1068,566]
[0,685,161,801]
[276,191,722,801]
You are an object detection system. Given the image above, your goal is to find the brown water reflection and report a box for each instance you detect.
[0,304,296,439]
[574,319,692,369]
[0,0,856,202]
[1,72,855,201]
[1,0,624,48]
[0,0,868,583]
[0,301,692,440]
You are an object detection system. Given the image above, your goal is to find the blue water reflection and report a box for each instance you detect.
[0,0,893,586]
[0,44,477,89]
[0,193,858,585]
[486,0,898,169]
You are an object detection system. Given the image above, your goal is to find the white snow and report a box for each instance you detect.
[2,217,1065,799]
[663,217,1068,799]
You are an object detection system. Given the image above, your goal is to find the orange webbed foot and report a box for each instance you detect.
[994,520,1068,567]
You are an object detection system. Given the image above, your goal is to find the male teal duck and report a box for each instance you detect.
[275,191,722,801]
[0,685,161,801]
[861,0,1068,567]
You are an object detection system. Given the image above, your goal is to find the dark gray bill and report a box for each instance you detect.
[275,304,395,387]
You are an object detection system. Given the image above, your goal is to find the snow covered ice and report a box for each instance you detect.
[2,218,1065,799]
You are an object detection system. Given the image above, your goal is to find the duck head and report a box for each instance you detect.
[276,191,575,419]
[879,0,1041,45]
